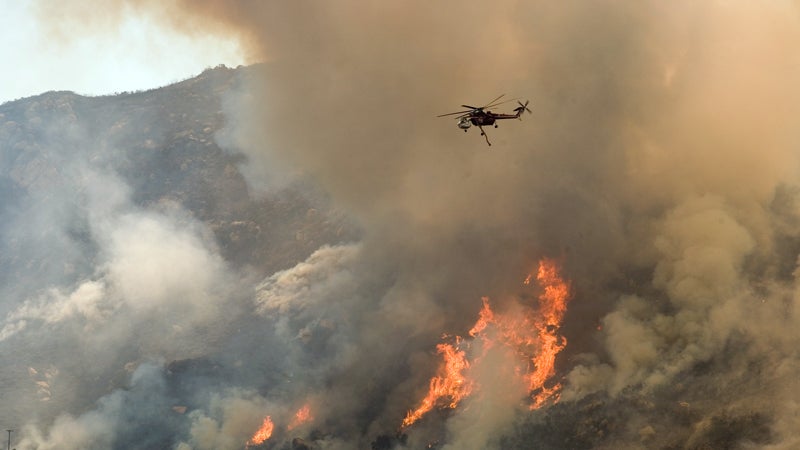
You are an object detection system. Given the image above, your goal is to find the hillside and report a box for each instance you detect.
[0,66,361,447]
[0,65,357,300]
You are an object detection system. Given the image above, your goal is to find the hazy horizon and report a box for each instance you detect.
[0,0,246,103]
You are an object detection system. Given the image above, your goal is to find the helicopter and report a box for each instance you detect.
[437,94,531,146]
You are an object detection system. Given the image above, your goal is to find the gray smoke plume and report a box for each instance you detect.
[12,0,800,449]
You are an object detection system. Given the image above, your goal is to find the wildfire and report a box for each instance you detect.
[527,258,570,407]
[247,416,274,447]
[402,257,571,428]
[288,404,314,430]
[246,402,315,447]
[401,341,473,428]
[468,297,495,338]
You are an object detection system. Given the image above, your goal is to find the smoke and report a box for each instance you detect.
[0,163,251,448]
[0,85,260,448]
[13,0,800,448]
[17,364,178,450]
[178,390,278,450]
[1,166,241,346]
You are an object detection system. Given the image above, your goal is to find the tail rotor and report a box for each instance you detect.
[514,100,532,118]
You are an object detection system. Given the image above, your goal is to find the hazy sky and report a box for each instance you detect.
[0,0,245,103]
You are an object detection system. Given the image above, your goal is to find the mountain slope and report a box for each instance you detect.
[0,65,357,297]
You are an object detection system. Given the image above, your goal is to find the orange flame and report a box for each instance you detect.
[401,257,571,429]
[247,416,274,447]
[468,297,494,338]
[526,258,570,407]
[401,342,473,428]
[287,404,313,430]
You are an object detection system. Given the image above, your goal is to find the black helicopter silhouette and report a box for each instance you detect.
[437,94,531,146]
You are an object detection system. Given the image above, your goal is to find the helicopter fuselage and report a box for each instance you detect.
[457,112,497,129]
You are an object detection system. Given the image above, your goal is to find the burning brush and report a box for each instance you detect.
[402,257,572,429]
[246,258,571,447]
[246,403,314,448]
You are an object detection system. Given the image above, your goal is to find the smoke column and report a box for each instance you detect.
[16,1,800,448]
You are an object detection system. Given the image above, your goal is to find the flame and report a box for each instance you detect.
[247,416,274,447]
[468,296,494,338]
[526,257,571,407]
[401,341,473,428]
[287,403,313,430]
[401,257,572,428]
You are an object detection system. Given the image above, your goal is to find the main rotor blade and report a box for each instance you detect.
[482,94,506,108]
[437,110,473,117]
[461,104,480,110]
[486,97,520,109]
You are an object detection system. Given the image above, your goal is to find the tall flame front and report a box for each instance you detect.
[527,258,570,407]
[402,257,571,428]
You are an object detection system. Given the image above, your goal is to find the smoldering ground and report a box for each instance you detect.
[9,0,800,448]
